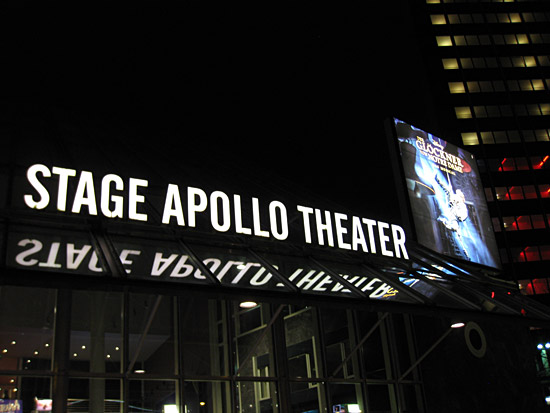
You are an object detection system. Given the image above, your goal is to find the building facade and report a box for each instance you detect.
[2,0,550,412]
[418,0,550,294]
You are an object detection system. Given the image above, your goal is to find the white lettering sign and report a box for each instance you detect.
[23,164,409,259]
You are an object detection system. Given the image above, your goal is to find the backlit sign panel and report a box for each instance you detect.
[20,163,409,260]
[393,118,500,269]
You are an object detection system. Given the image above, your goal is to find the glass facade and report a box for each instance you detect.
[0,284,432,413]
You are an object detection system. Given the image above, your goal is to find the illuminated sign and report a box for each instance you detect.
[0,400,22,413]
[21,163,409,260]
[393,119,500,268]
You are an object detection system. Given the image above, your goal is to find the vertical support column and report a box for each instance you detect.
[173,296,183,412]
[311,308,328,412]
[347,311,367,411]
[208,299,229,411]
[52,289,71,413]
[379,313,399,413]
[90,292,106,413]
[225,300,238,412]
[403,314,426,413]
[121,288,130,413]
[271,305,291,413]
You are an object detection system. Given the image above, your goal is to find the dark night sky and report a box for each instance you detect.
[4,3,437,222]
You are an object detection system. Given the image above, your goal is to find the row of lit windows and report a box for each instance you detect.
[437,33,550,47]
[478,155,550,172]
[449,79,550,94]
[493,215,548,231]
[444,55,550,70]
[519,279,550,295]
[507,245,550,263]
[455,103,550,119]
[485,184,550,201]
[462,129,550,145]
[432,12,549,25]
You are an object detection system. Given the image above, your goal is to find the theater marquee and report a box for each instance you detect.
[22,163,409,260]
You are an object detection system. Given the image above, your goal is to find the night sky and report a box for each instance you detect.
[4,3,438,222]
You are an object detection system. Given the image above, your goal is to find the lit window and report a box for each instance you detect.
[481,132,495,144]
[530,34,542,44]
[527,104,541,116]
[532,79,545,90]
[522,13,534,22]
[540,104,550,115]
[541,246,550,261]
[538,184,550,198]
[524,56,537,67]
[512,247,526,262]
[437,36,453,47]
[449,82,466,93]
[535,130,550,142]
[431,15,447,24]
[531,215,545,229]
[442,58,459,69]
[460,58,473,69]
[498,13,511,23]
[447,14,460,24]
[455,106,472,119]
[426,0,441,3]
[453,35,467,46]
[515,157,529,170]
[503,216,517,231]
[517,34,529,44]
[510,13,521,23]
[461,132,479,145]
[518,279,533,295]
[523,185,537,199]
[532,155,550,170]
[524,246,541,261]
[508,186,523,200]
[499,158,516,171]
[494,131,508,143]
[466,81,480,93]
[495,187,509,200]
[532,279,549,294]
[516,215,532,230]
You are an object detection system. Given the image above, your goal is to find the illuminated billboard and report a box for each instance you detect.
[393,118,500,269]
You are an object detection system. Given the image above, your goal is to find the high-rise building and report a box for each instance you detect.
[413,0,550,299]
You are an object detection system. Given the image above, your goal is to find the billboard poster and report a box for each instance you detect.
[393,118,500,269]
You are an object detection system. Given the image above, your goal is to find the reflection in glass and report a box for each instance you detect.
[68,378,121,413]
[328,383,365,413]
[184,380,231,413]
[0,376,51,411]
[290,381,323,413]
[285,308,321,380]
[129,379,176,412]
[129,294,176,375]
[0,286,55,374]
[236,380,278,413]
[70,291,123,373]
[181,298,228,377]
[320,308,355,379]
[233,303,275,379]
